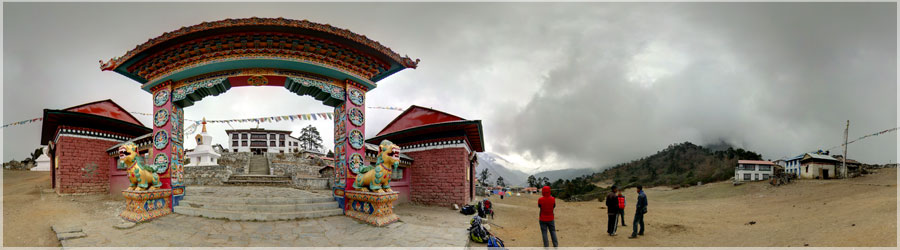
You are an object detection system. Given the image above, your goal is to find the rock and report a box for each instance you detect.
[52,224,82,234]
[114,222,136,229]
[746,221,756,225]
[452,204,460,210]
[852,224,855,227]
[57,232,87,241]
[804,243,809,246]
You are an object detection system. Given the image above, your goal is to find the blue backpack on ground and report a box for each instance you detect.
[487,235,505,248]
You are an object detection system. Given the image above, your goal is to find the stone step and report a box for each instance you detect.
[223,180,291,186]
[181,195,334,205]
[173,206,344,221]
[178,200,338,212]
[228,175,290,181]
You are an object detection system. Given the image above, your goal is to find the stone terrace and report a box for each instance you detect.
[57,186,471,247]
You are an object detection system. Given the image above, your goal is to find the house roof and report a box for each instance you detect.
[63,99,144,127]
[738,160,775,165]
[368,105,484,152]
[802,153,838,162]
[41,100,152,145]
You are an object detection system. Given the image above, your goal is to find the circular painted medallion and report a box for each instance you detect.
[154,109,169,127]
[349,88,365,106]
[154,89,170,107]
[348,108,364,127]
[247,75,268,86]
[154,153,169,173]
[153,130,169,150]
[349,153,364,174]
[349,129,364,149]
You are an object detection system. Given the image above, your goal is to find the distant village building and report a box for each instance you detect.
[799,153,838,179]
[783,154,804,176]
[735,160,776,181]
[225,128,302,154]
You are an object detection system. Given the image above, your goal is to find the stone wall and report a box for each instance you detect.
[217,152,250,175]
[55,134,117,194]
[292,177,330,189]
[267,152,323,177]
[183,165,231,185]
[406,147,471,207]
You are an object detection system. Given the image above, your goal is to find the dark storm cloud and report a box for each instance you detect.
[502,3,897,169]
[3,3,895,172]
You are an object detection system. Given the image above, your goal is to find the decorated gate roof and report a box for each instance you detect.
[101,17,419,92]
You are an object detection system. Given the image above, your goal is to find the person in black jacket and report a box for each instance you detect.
[605,185,619,236]
[629,185,648,239]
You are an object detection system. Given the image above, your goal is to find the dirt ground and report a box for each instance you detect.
[5,169,897,247]
[2,170,125,247]
[488,168,898,247]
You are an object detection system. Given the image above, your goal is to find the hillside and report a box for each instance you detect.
[534,168,599,183]
[591,141,762,188]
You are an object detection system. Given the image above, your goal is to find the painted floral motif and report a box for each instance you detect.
[153,89,170,107]
[288,76,346,100]
[334,143,346,188]
[247,75,268,86]
[349,129,364,150]
[154,109,169,127]
[349,88,365,106]
[172,78,227,102]
[334,104,347,143]
[348,107,364,127]
[170,106,183,143]
[349,153,364,175]
[154,153,169,173]
[153,130,169,150]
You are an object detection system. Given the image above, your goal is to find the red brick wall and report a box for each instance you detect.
[54,135,118,194]
[407,147,472,206]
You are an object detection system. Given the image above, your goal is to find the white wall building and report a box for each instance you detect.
[783,154,804,176]
[226,128,301,154]
[735,160,776,181]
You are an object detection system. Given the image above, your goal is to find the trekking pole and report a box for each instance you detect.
[486,221,504,229]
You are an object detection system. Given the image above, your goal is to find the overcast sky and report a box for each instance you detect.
[3,3,897,173]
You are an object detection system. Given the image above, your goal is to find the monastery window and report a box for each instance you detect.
[762,174,770,180]
[759,165,771,171]
[232,134,239,139]
[242,134,248,139]
[251,134,267,140]
[744,174,751,180]
[270,141,276,147]
[234,149,238,153]
[270,134,276,140]
[232,141,238,147]
[280,134,286,140]
[242,141,248,147]
[280,141,285,147]
[392,168,403,180]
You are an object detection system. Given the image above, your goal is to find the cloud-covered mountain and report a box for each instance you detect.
[476,152,529,186]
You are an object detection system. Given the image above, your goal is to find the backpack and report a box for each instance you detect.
[618,196,625,209]
[487,235,506,248]
[484,200,492,210]
[477,201,486,218]
[469,216,490,243]
[460,205,476,215]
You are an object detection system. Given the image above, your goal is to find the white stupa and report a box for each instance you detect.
[31,146,51,171]
[186,118,220,166]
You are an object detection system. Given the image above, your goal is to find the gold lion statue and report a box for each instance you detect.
[353,140,400,193]
[119,142,163,191]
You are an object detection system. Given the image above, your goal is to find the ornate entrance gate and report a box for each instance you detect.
[101,17,418,211]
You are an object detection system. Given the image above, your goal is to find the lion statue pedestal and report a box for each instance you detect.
[344,190,399,226]
[120,189,172,223]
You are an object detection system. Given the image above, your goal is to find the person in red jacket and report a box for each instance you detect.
[538,186,558,247]
[617,190,627,227]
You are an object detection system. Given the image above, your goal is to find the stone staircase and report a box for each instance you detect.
[173,186,342,221]
[249,154,269,175]
[223,174,292,186]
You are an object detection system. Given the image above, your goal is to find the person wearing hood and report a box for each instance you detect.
[606,185,620,236]
[538,186,558,247]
